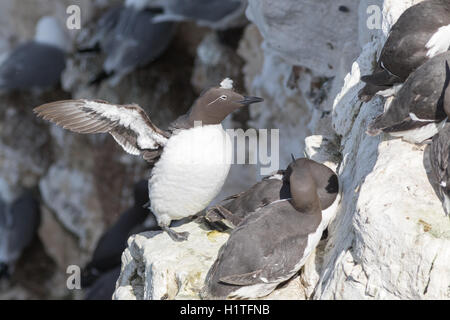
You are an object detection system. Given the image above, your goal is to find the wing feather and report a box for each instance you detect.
[34,99,169,162]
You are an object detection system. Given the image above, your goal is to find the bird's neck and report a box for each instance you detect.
[289,170,321,214]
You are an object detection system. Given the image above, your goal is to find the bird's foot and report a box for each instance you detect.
[163,227,189,242]
[205,206,223,223]
[214,205,241,227]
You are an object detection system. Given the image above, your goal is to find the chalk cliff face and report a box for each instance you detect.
[114,0,450,300]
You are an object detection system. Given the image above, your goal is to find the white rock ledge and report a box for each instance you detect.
[114,221,229,300]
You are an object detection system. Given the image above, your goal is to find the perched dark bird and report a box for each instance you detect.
[205,157,339,230]
[150,0,245,29]
[84,266,121,300]
[359,0,450,102]
[0,16,68,91]
[429,64,450,215]
[81,180,156,287]
[202,158,339,299]
[34,78,264,242]
[80,0,176,86]
[367,52,450,144]
[430,125,450,216]
[0,191,41,279]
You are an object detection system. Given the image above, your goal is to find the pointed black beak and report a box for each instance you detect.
[238,96,264,106]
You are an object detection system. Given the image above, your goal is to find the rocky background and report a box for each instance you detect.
[0,0,449,300]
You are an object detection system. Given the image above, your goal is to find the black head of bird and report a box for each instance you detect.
[188,78,263,125]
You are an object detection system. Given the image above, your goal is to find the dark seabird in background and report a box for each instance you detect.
[0,191,40,279]
[81,180,157,287]
[34,78,264,242]
[359,0,450,102]
[205,157,339,230]
[202,158,339,299]
[84,266,121,300]
[0,16,68,91]
[149,0,246,29]
[79,0,176,86]
[367,52,450,144]
[429,62,450,215]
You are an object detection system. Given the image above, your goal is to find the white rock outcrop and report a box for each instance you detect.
[113,221,229,300]
[246,0,360,77]
[113,0,449,300]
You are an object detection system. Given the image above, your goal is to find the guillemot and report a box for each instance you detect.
[0,191,41,280]
[367,52,450,144]
[359,0,450,102]
[149,0,246,30]
[81,180,157,287]
[429,62,450,216]
[34,78,263,242]
[79,0,175,86]
[202,158,339,299]
[205,156,339,230]
[0,16,68,91]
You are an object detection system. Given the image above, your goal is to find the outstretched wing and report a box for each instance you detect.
[34,99,170,163]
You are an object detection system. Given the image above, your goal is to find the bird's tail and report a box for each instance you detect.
[361,68,402,87]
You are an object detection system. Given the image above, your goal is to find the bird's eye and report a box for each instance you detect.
[220,95,227,100]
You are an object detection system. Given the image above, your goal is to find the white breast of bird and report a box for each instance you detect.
[149,124,233,219]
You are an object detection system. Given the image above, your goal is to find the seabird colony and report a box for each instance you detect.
[14,0,449,300]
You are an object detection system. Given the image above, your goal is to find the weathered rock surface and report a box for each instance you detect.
[246,0,360,78]
[114,221,229,300]
[191,32,245,93]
